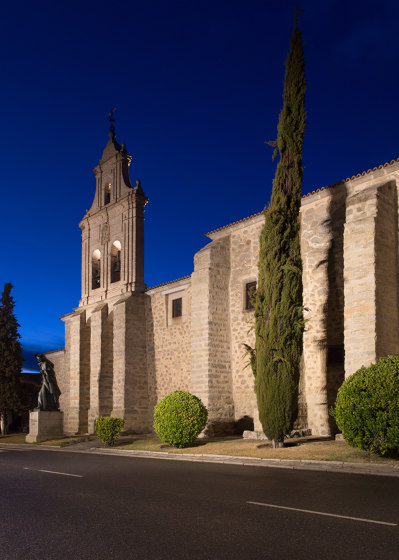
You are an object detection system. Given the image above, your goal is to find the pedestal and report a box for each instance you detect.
[25,410,64,443]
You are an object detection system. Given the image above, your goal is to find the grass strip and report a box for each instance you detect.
[116,437,399,464]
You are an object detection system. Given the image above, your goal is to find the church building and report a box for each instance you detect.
[45,126,399,438]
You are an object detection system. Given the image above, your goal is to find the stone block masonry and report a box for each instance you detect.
[344,178,399,377]
[112,293,151,432]
[61,310,90,434]
[301,187,344,436]
[26,410,63,443]
[45,130,399,440]
[88,303,113,433]
[375,181,399,359]
[190,236,235,434]
[146,278,191,410]
[226,217,263,431]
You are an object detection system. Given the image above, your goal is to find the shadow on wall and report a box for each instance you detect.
[322,185,347,435]
[145,294,157,420]
[79,314,91,434]
[375,181,399,359]
[235,415,254,435]
[99,310,114,417]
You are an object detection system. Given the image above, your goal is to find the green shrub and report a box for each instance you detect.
[95,416,125,446]
[331,356,399,456]
[153,390,208,448]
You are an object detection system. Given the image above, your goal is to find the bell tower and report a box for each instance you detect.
[79,123,148,306]
[61,122,151,436]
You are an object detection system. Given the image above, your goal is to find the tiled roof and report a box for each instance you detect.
[146,275,191,291]
[205,212,263,237]
[206,157,399,236]
[301,157,399,200]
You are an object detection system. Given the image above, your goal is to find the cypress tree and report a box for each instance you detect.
[0,283,24,434]
[254,17,306,447]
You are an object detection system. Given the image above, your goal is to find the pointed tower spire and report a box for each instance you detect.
[79,115,148,305]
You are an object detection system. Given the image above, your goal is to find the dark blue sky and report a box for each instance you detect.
[1,0,399,371]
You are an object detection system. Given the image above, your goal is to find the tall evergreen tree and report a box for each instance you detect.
[254,17,306,448]
[0,283,24,434]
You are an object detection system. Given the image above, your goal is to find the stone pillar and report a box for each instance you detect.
[344,181,399,377]
[125,183,147,293]
[301,197,332,436]
[344,185,378,375]
[88,303,113,433]
[63,310,90,434]
[191,237,235,435]
[112,293,150,432]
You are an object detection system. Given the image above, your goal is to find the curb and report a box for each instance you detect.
[1,442,398,478]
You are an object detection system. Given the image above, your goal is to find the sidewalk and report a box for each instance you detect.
[2,438,399,478]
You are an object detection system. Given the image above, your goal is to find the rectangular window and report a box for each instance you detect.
[172,297,182,318]
[245,281,257,310]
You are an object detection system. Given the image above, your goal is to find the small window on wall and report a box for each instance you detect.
[245,281,257,310]
[92,250,101,290]
[172,297,182,318]
[166,290,186,326]
[110,241,121,283]
[104,183,111,205]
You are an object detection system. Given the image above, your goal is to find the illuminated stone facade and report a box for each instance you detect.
[46,131,399,437]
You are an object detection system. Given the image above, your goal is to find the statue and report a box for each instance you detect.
[36,354,61,411]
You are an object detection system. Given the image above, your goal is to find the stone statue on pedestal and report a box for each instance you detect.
[36,354,61,411]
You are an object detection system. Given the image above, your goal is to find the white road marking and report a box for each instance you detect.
[247,501,397,527]
[23,467,82,478]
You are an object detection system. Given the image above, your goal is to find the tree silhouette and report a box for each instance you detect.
[254,17,306,447]
[0,283,24,434]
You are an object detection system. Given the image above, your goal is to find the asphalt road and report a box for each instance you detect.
[0,447,398,560]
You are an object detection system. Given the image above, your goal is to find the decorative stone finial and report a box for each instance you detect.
[108,107,116,123]
[108,107,116,140]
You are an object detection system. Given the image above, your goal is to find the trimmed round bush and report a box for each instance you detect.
[331,356,399,456]
[153,390,208,448]
[95,416,125,446]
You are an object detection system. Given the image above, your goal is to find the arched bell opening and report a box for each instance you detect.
[92,249,101,290]
[104,183,111,205]
[110,241,121,283]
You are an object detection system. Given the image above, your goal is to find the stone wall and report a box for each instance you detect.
[112,293,150,432]
[61,310,91,435]
[344,171,399,377]
[190,237,235,434]
[87,303,113,433]
[52,157,399,440]
[301,186,346,436]
[210,212,309,435]
[146,279,192,412]
[223,217,263,430]
[375,181,399,358]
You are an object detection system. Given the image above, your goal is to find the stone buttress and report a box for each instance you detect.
[190,236,235,434]
[47,134,399,440]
